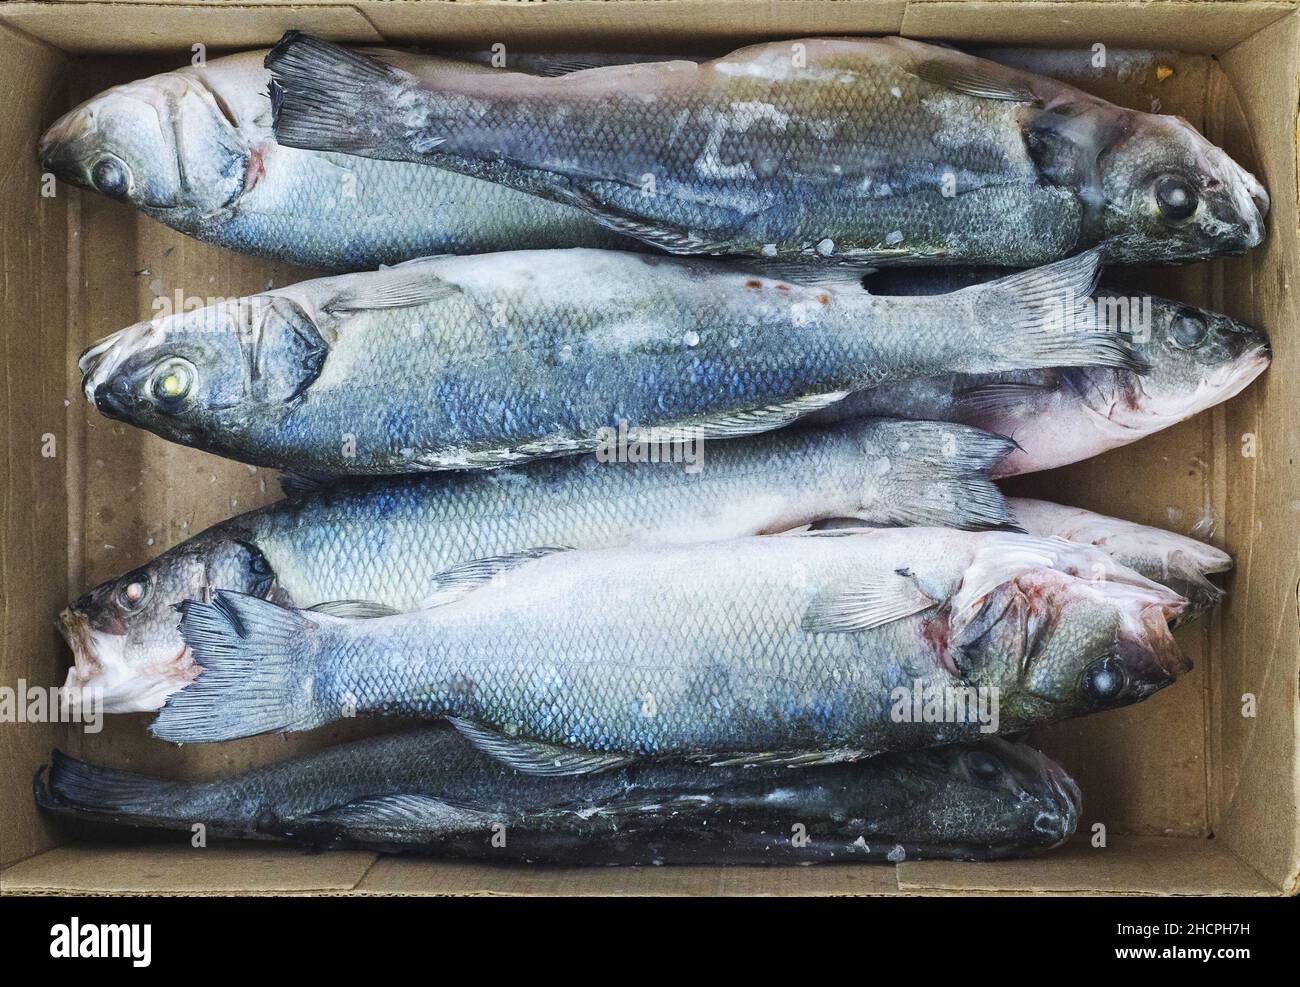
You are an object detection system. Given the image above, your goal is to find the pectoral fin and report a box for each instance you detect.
[302,794,495,836]
[306,600,402,619]
[325,263,461,313]
[802,569,940,633]
[704,748,871,768]
[913,58,1038,103]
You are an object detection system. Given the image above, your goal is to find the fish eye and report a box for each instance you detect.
[964,751,1004,785]
[1154,175,1199,222]
[1080,655,1127,705]
[1170,311,1209,350]
[91,155,132,200]
[149,359,195,405]
[114,571,152,614]
[236,541,276,597]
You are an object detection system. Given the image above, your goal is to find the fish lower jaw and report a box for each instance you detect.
[62,644,199,714]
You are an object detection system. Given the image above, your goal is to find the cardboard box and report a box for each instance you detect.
[0,0,1296,896]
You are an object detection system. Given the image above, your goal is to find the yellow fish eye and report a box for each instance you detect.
[151,361,193,402]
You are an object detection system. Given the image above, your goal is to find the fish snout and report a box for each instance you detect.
[93,379,134,421]
[1032,809,1070,846]
[56,607,102,684]
[1118,604,1192,692]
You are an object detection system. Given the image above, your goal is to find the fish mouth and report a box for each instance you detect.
[1118,603,1193,689]
[1092,342,1270,434]
[1211,147,1269,249]
[56,608,196,714]
[91,383,133,422]
[78,328,138,404]
[36,106,99,186]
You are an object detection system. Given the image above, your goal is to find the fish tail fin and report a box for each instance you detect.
[865,420,1021,531]
[151,592,331,744]
[971,249,1149,373]
[36,749,183,815]
[266,31,408,154]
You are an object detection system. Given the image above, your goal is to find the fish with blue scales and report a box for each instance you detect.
[78,248,1139,476]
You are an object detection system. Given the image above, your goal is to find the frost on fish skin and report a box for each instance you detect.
[265,33,1267,266]
[78,249,1136,476]
[36,728,1079,862]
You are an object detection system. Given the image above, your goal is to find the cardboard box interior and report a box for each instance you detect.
[0,0,1296,895]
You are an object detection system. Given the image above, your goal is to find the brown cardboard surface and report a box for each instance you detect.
[0,0,1296,895]
[0,21,71,869]
[902,1,1295,53]
[1212,17,1300,895]
[355,0,907,51]
[0,3,383,53]
[898,836,1278,895]
[0,844,376,894]
[354,856,903,896]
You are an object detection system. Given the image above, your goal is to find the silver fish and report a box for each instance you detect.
[34,731,1080,863]
[36,50,638,271]
[150,529,1189,763]
[267,32,1267,266]
[59,417,1015,714]
[1010,497,1232,622]
[78,248,1139,476]
[807,268,1269,474]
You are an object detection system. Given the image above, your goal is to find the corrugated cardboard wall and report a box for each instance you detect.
[0,22,71,868]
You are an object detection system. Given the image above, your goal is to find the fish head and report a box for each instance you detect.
[37,70,256,222]
[59,531,278,713]
[1119,297,1270,427]
[982,297,1268,474]
[953,557,1189,724]
[79,295,328,450]
[943,739,1081,849]
[1098,113,1268,262]
[874,739,1080,853]
[1044,297,1269,450]
[1012,500,1233,624]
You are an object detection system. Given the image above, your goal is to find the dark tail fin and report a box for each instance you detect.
[33,750,200,834]
[37,749,180,814]
[150,592,329,744]
[870,420,1021,531]
[266,31,407,154]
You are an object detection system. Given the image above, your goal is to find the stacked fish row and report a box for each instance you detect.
[34,33,1269,864]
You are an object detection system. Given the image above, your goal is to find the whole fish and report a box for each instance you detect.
[150,530,1189,761]
[266,32,1267,266]
[36,51,639,271]
[1010,497,1232,622]
[78,248,1138,476]
[59,417,1016,713]
[34,731,1079,863]
[806,269,1269,474]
